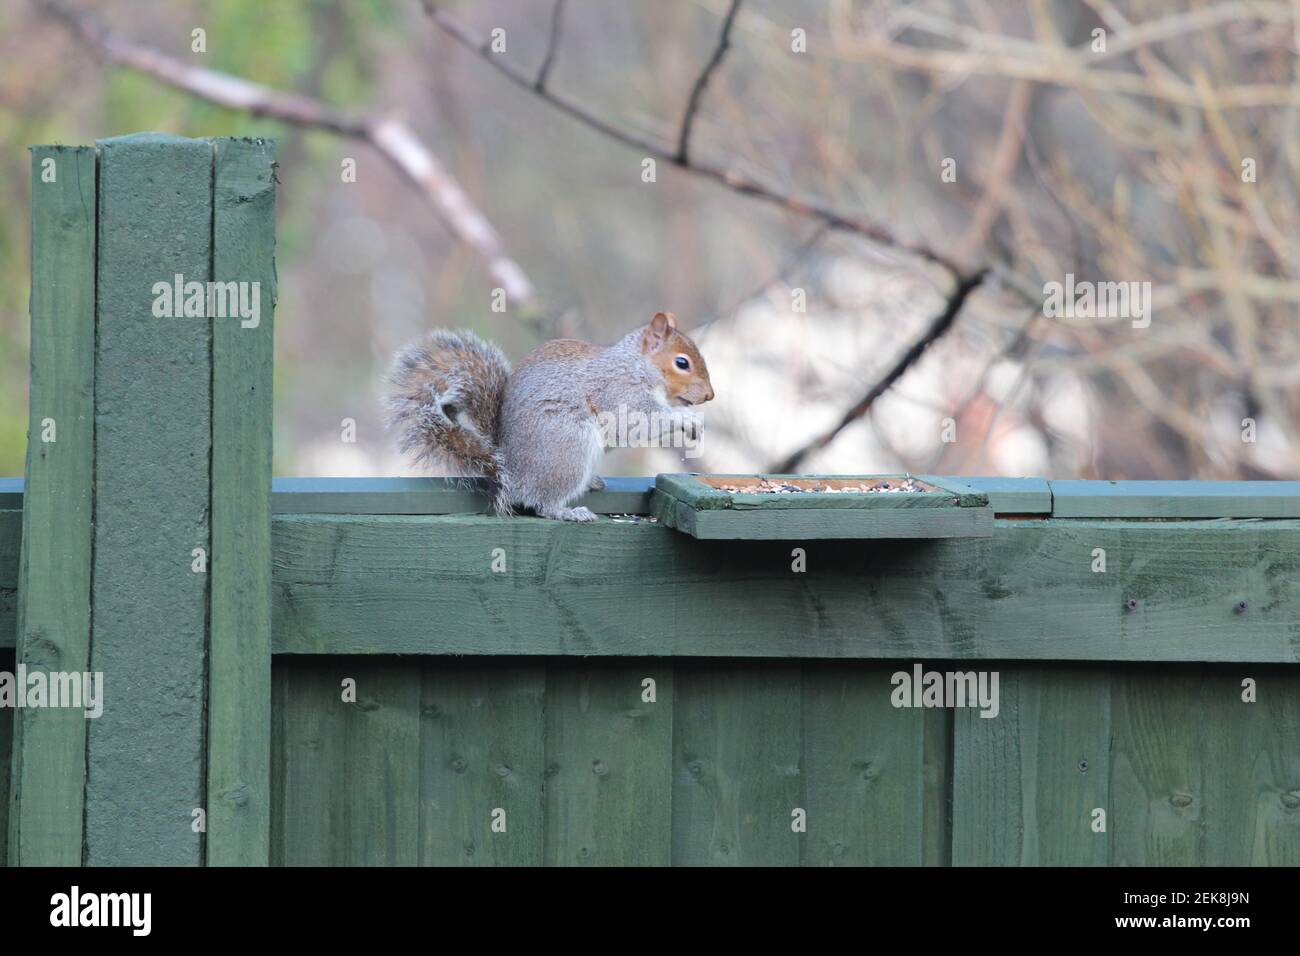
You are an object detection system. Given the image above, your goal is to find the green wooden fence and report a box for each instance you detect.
[2,136,1298,866]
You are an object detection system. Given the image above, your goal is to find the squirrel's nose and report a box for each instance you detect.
[704,386,715,402]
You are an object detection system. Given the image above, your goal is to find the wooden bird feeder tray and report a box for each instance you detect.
[652,473,993,540]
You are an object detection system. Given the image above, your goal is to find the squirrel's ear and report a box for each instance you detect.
[643,311,676,352]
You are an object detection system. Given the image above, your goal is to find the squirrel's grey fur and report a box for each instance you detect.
[386,317,712,521]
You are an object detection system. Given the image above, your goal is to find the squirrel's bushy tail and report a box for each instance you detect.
[385,330,512,507]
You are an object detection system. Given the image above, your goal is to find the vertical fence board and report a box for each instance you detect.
[953,667,1112,865]
[7,146,97,866]
[1110,666,1300,866]
[0,509,18,649]
[1109,668,1206,865]
[671,663,802,866]
[207,136,276,866]
[801,663,928,865]
[418,662,545,866]
[1198,669,1300,866]
[921,707,952,866]
[343,662,420,865]
[272,659,348,865]
[543,662,673,865]
[83,133,213,866]
[0,649,12,865]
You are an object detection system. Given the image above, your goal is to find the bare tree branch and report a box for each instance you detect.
[535,0,566,92]
[420,1,971,280]
[772,269,988,473]
[676,0,742,165]
[41,0,538,309]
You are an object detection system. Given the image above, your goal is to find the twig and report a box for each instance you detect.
[420,1,969,279]
[41,0,537,308]
[534,0,566,91]
[676,0,742,165]
[771,269,988,473]
[695,222,831,331]
[952,79,1032,269]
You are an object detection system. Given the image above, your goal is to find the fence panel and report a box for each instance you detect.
[5,134,1299,868]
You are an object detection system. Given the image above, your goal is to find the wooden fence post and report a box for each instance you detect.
[83,132,215,865]
[9,133,276,866]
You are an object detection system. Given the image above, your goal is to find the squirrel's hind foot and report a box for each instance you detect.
[542,505,598,523]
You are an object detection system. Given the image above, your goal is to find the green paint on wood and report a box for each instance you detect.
[8,146,97,866]
[921,706,952,866]
[84,133,213,867]
[1109,666,1300,866]
[0,511,18,649]
[271,515,1300,662]
[1050,479,1300,518]
[801,663,931,865]
[654,473,992,539]
[419,662,545,865]
[671,664,802,865]
[207,137,276,867]
[343,663,421,865]
[656,474,987,511]
[0,479,21,511]
[954,664,1300,866]
[667,504,993,539]
[928,476,1052,514]
[0,650,12,866]
[952,667,1112,865]
[271,476,654,516]
[271,660,348,865]
[272,659,422,865]
[266,657,1298,866]
[543,663,673,865]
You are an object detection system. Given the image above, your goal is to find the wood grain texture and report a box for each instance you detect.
[801,663,931,865]
[656,473,987,510]
[671,663,802,865]
[0,510,17,649]
[673,503,993,539]
[1050,480,1300,517]
[929,476,1052,514]
[271,516,1300,662]
[271,476,654,515]
[267,657,1298,866]
[8,146,97,866]
[952,667,1112,865]
[542,663,673,866]
[83,133,212,867]
[207,137,276,867]
[953,664,1300,866]
[654,473,992,540]
[1109,666,1300,866]
[0,649,12,866]
[342,662,421,865]
[272,659,348,865]
[419,662,545,865]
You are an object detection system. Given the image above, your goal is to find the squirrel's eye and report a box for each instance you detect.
[674,355,690,371]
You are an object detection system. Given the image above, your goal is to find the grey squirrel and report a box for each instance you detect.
[386,311,715,521]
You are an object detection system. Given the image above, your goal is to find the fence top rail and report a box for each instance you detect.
[4,475,1300,518]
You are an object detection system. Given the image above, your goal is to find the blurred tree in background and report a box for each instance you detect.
[0,0,1296,480]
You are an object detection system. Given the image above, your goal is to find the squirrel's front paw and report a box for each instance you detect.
[543,505,598,523]
[677,411,703,443]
